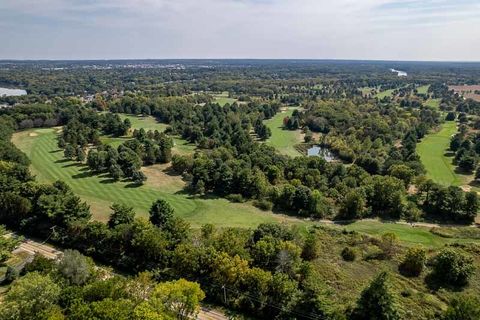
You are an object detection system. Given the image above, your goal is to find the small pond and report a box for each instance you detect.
[307,145,337,162]
[0,87,27,97]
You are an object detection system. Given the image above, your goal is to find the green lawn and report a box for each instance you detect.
[264,107,303,157]
[338,220,480,248]
[417,121,463,186]
[424,98,441,109]
[416,85,430,95]
[212,92,237,107]
[375,88,395,99]
[118,114,196,155]
[12,128,288,228]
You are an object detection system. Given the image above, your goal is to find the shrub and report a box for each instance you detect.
[399,247,426,277]
[253,199,273,211]
[341,247,356,261]
[430,248,475,287]
[350,272,401,320]
[444,295,480,320]
[226,194,244,203]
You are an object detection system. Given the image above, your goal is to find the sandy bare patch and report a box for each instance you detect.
[141,163,186,191]
[28,132,38,137]
[460,185,472,192]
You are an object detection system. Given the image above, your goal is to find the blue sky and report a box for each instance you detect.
[0,0,479,60]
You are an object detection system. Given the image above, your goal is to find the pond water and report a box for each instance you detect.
[0,87,27,97]
[307,145,337,162]
[390,68,407,77]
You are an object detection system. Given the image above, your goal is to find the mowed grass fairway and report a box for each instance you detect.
[212,92,237,107]
[264,107,303,157]
[12,128,289,227]
[118,114,196,155]
[417,121,464,186]
[416,85,430,94]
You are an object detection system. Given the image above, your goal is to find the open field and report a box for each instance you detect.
[12,128,292,227]
[417,121,465,186]
[264,107,303,157]
[212,92,237,106]
[118,114,196,155]
[424,98,441,109]
[449,85,480,102]
[375,88,395,99]
[416,85,430,94]
[337,220,480,248]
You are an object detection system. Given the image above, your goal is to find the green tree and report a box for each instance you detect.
[444,295,480,320]
[430,248,475,287]
[399,247,426,277]
[58,249,92,285]
[301,231,320,261]
[76,147,86,162]
[388,164,415,188]
[132,170,147,185]
[351,272,401,320]
[150,279,205,320]
[149,199,174,228]
[340,189,367,219]
[0,272,61,320]
[64,143,76,160]
[108,203,136,228]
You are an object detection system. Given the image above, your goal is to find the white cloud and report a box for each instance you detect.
[0,0,479,60]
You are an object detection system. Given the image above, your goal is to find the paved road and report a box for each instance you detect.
[197,307,229,320]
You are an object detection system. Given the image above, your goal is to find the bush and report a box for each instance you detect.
[3,266,19,284]
[253,199,273,211]
[430,248,475,287]
[399,247,426,277]
[444,295,480,320]
[341,246,356,261]
[226,194,244,203]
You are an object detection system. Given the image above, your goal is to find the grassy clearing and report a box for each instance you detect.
[375,88,395,99]
[12,128,292,227]
[424,98,441,109]
[416,85,430,95]
[336,220,480,248]
[417,121,464,186]
[212,92,237,107]
[264,107,303,157]
[306,226,480,318]
[118,114,196,155]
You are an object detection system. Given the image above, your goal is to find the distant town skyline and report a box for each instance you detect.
[1,0,479,61]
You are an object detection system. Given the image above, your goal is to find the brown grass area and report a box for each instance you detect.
[141,164,186,191]
[449,85,480,102]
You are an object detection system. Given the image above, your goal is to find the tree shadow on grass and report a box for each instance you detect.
[72,171,95,179]
[49,149,63,154]
[424,272,465,293]
[469,180,480,187]
[100,178,116,184]
[454,166,474,175]
[162,166,182,177]
[124,182,143,188]
[62,162,82,168]
[55,158,70,164]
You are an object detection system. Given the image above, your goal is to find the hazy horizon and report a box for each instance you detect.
[1,0,479,61]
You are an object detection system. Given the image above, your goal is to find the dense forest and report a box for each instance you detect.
[1,60,480,319]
